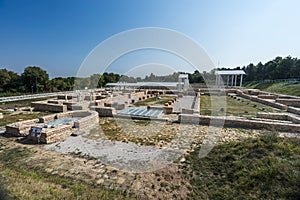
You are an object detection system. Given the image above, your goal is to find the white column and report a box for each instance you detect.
[231,75,234,86]
[227,75,229,86]
[216,75,218,87]
[240,74,243,87]
[234,75,237,86]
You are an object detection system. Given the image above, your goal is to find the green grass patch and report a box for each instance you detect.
[0,97,50,109]
[185,134,300,199]
[200,95,278,116]
[246,81,300,96]
[0,112,49,127]
[0,145,132,200]
[134,96,175,106]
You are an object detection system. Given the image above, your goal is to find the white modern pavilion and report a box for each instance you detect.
[215,70,246,87]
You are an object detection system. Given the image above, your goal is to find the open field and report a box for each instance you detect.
[200,95,280,116]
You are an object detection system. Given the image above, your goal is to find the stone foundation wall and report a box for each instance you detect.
[57,94,75,100]
[236,90,287,110]
[47,100,64,104]
[287,107,300,115]
[31,102,67,112]
[5,119,39,136]
[28,125,74,144]
[178,114,300,133]
[256,112,300,124]
[181,108,194,114]
[74,111,99,129]
[71,102,90,110]
[91,106,116,117]
[256,112,288,121]
[63,102,77,110]
[163,106,173,114]
[257,95,276,100]
[6,110,98,141]
[39,112,73,123]
[276,99,300,108]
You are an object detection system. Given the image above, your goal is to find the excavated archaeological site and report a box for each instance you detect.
[1,85,300,199]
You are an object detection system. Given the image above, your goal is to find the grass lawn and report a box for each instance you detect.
[185,134,300,199]
[85,118,175,146]
[0,97,50,109]
[246,81,300,97]
[200,95,279,116]
[0,143,132,200]
[0,111,50,127]
[134,96,175,106]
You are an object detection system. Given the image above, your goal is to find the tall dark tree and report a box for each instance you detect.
[21,66,49,92]
[0,69,11,91]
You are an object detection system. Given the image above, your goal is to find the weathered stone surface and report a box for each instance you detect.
[5,119,39,136]
[288,106,300,115]
[178,114,300,133]
[96,179,105,184]
[276,99,300,107]
[91,106,116,117]
[7,110,99,143]
[31,101,67,112]
[117,177,125,184]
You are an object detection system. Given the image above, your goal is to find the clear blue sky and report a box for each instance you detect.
[0,0,299,78]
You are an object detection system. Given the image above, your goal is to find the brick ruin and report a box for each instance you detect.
[5,110,99,144]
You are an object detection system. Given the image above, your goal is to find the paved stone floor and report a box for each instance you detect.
[173,96,195,112]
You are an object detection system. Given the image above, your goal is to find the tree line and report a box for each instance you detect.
[0,66,207,95]
[1,56,298,95]
[223,56,300,82]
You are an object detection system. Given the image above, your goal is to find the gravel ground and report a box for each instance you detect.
[45,136,182,173]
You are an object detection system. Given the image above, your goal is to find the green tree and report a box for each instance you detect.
[0,69,11,91]
[90,74,102,88]
[21,66,49,92]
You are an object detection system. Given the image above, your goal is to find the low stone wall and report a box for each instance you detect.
[47,100,63,104]
[39,112,73,123]
[163,106,173,114]
[6,110,98,141]
[276,99,300,108]
[256,112,300,124]
[287,107,300,115]
[257,95,276,100]
[39,114,57,123]
[57,94,74,100]
[74,110,99,129]
[63,101,77,110]
[31,102,67,112]
[236,90,287,110]
[71,102,89,111]
[178,114,300,133]
[181,108,194,114]
[256,112,288,121]
[91,106,116,117]
[5,119,39,136]
[28,125,73,144]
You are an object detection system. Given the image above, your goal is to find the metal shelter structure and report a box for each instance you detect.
[215,70,246,87]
